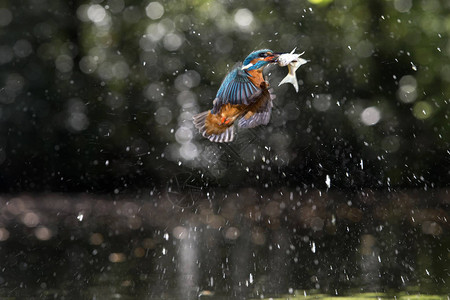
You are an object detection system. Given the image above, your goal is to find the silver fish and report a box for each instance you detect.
[277,48,307,92]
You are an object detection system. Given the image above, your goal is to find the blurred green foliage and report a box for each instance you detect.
[0,0,448,192]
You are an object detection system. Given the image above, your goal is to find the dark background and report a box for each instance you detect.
[0,1,449,298]
[0,0,448,193]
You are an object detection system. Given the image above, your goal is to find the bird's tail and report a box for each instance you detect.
[278,73,299,92]
[193,111,235,143]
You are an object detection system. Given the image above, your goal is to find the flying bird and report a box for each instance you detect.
[193,49,280,143]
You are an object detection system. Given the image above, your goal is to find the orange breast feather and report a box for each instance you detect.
[246,69,265,88]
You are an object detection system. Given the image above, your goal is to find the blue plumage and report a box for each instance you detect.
[212,65,258,113]
[243,49,273,66]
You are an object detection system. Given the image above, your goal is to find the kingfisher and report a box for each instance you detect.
[193,49,280,143]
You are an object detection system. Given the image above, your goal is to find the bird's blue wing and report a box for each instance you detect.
[212,64,258,113]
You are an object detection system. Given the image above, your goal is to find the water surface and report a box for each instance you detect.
[0,189,448,299]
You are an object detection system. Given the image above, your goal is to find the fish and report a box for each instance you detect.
[277,48,308,92]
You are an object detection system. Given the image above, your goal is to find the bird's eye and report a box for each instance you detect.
[259,52,267,57]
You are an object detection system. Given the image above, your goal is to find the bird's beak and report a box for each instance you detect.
[265,52,282,63]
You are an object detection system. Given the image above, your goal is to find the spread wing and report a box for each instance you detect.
[238,89,275,128]
[211,63,259,114]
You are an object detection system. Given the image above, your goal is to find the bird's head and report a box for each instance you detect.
[242,49,280,71]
